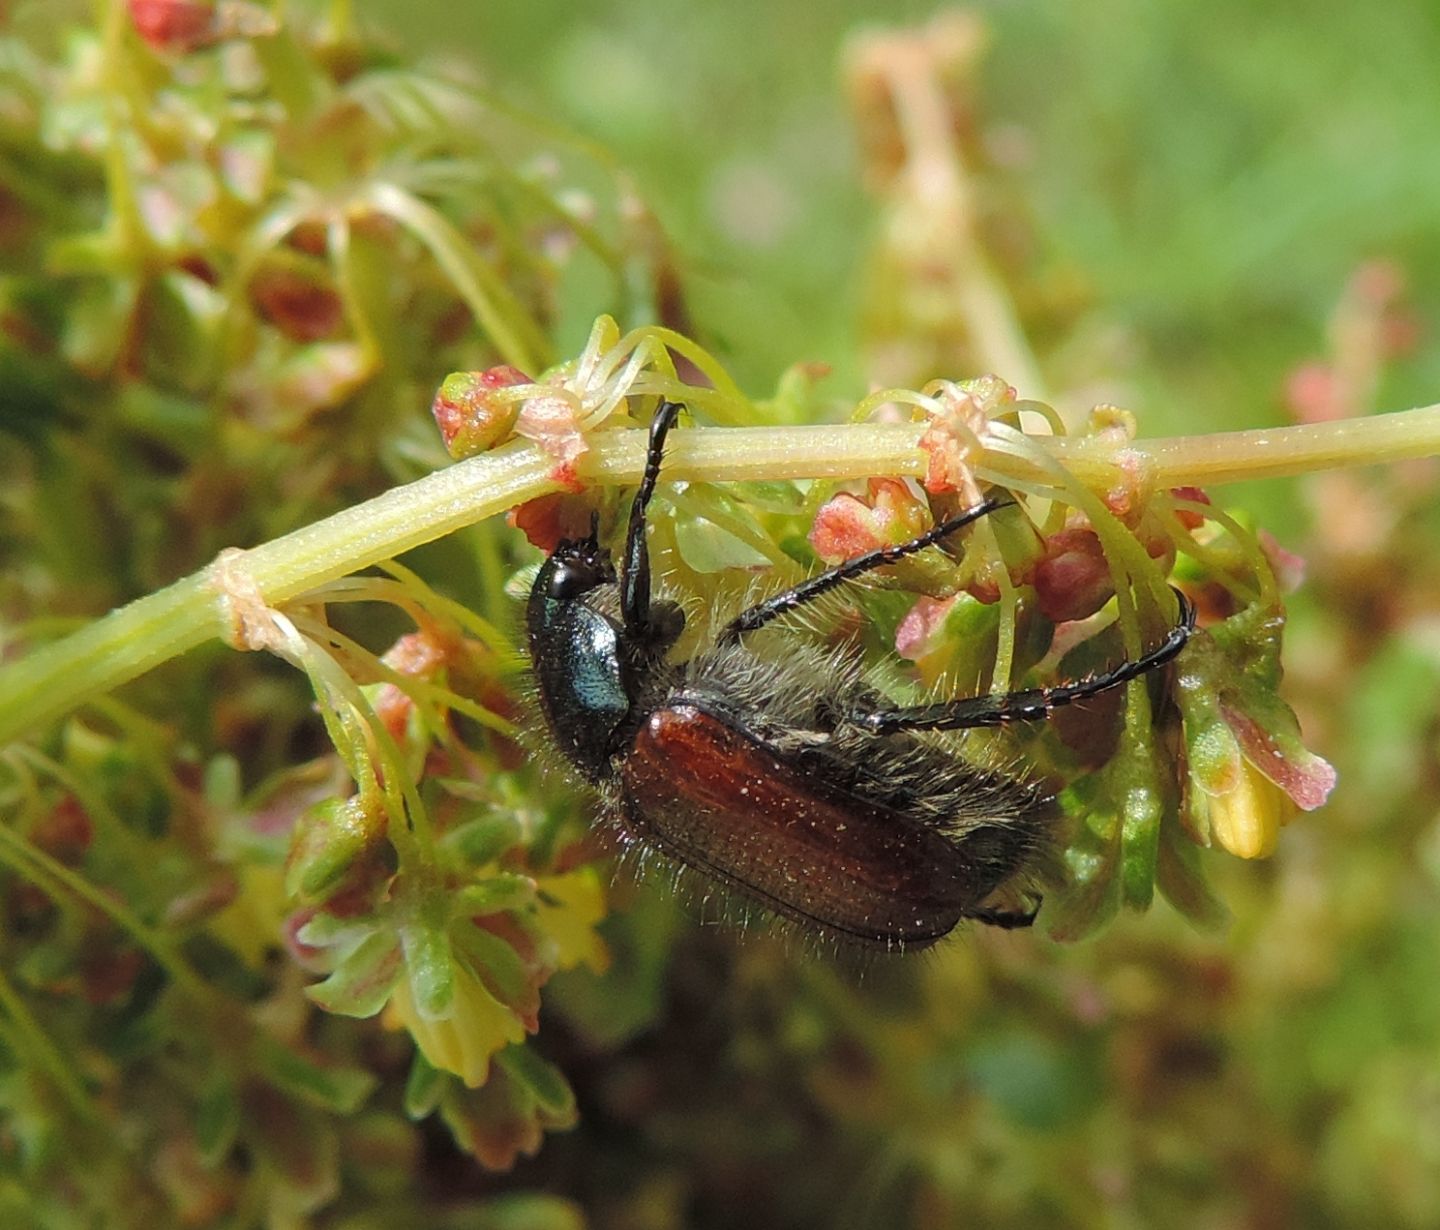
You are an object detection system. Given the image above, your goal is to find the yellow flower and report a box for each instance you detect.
[1191,757,1298,860]
[533,868,610,974]
[383,963,525,1088]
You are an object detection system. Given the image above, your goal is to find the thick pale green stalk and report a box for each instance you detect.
[1048,404,1440,487]
[3,404,1439,747]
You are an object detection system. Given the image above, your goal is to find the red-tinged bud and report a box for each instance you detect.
[514,391,587,487]
[82,946,145,1006]
[809,479,929,563]
[895,594,959,662]
[1351,258,1404,308]
[432,367,530,460]
[963,575,1001,605]
[288,220,330,257]
[1034,528,1114,623]
[372,631,447,739]
[129,0,218,51]
[1169,486,1211,530]
[249,266,344,342]
[1258,530,1307,594]
[129,0,273,51]
[383,628,458,677]
[34,796,94,863]
[810,492,881,561]
[1284,361,1343,423]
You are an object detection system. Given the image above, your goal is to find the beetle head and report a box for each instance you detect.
[541,516,614,601]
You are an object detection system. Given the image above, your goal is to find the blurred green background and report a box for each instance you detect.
[375,0,1440,415]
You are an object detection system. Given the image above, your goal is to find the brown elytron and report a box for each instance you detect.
[621,704,979,944]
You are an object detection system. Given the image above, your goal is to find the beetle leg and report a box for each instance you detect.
[621,399,685,641]
[850,590,1196,736]
[719,496,1010,645]
[968,900,1041,929]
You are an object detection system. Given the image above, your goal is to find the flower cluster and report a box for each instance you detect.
[805,381,1335,930]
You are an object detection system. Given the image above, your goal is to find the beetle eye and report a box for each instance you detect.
[547,558,598,600]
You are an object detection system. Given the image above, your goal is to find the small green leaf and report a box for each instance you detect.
[195,1073,240,1167]
[256,1036,377,1114]
[403,1051,447,1120]
[305,929,402,1018]
[495,1045,575,1120]
[452,873,537,919]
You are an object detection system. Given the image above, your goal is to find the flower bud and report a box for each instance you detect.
[1175,619,1336,859]
[285,796,386,905]
[1033,528,1114,623]
[249,264,343,342]
[129,0,218,51]
[809,478,929,561]
[1197,758,1295,859]
[432,367,529,460]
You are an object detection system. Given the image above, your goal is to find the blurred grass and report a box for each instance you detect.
[373,2,1440,402]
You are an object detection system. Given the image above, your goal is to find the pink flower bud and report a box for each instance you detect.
[371,630,454,739]
[129,0,218,51]
[808,479,929,562]
[249,266,344,342]
[895,594,959,661]
[1034,528,1114,623]
[1168,486,1211,530]
[1284,361,1343,423]
[432,366,529,460]
[1258,531,1307,594]
[507,493,598,553]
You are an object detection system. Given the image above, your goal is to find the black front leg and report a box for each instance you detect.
[621,399,685,641]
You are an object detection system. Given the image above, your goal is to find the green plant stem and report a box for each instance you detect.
[2,403,1439,748]
[0,964,103,1124]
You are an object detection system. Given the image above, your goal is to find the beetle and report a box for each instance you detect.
[526,400,1195,949]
